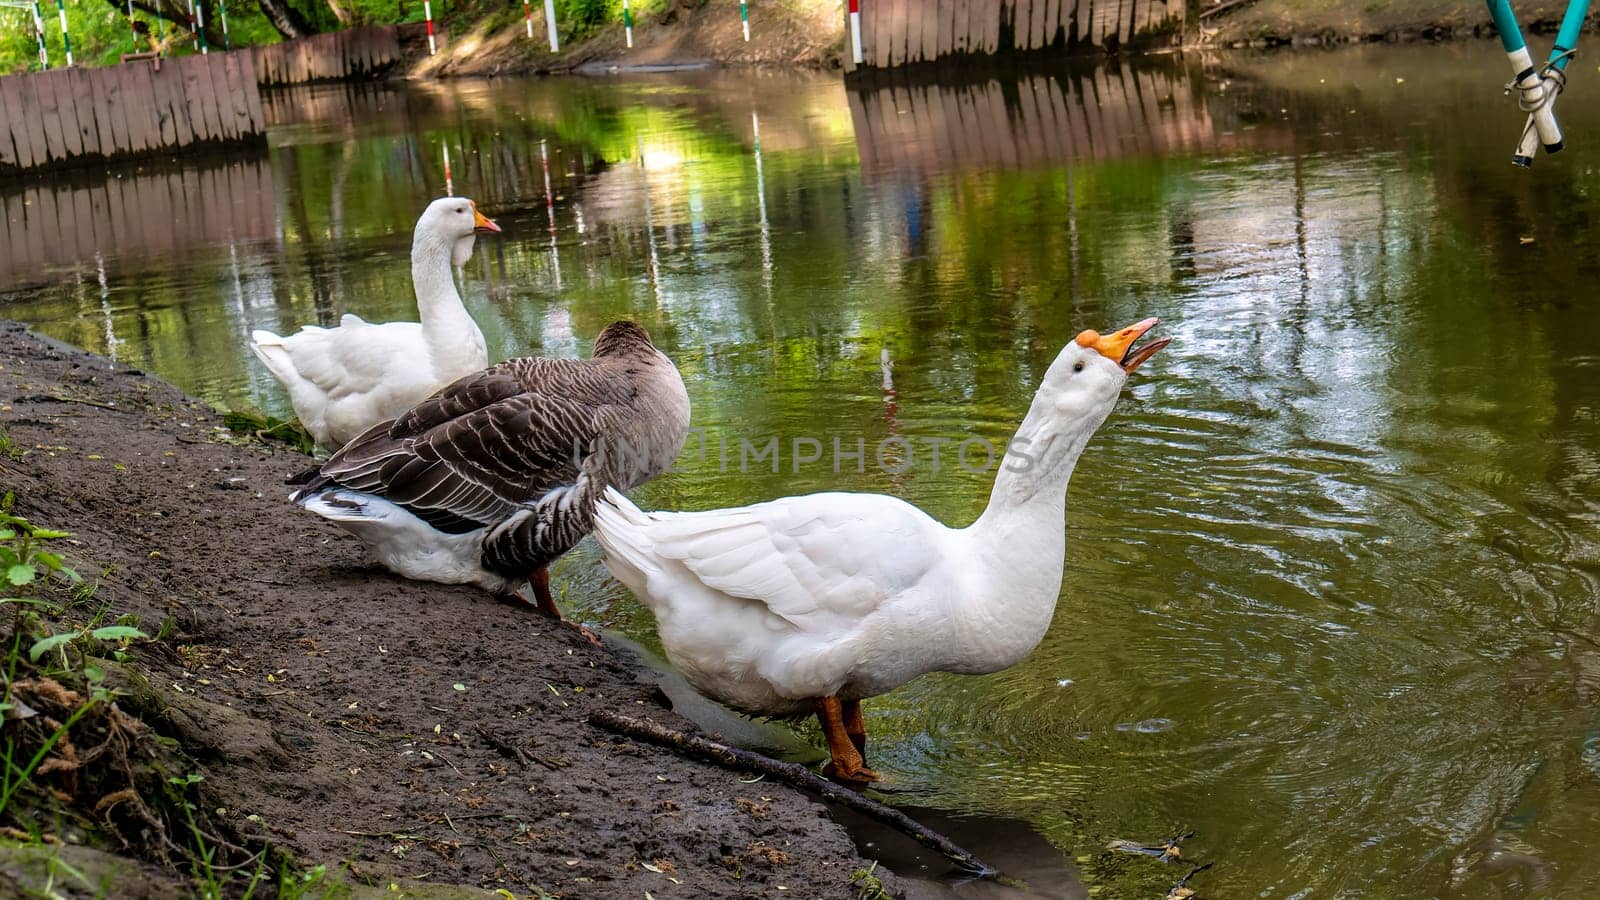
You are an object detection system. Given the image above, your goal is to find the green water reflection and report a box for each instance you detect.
[4,45,1600,898]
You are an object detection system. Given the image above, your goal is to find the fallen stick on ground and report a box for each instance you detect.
[588,709,1001,880]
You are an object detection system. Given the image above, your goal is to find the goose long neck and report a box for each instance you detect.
[411,230,469,328]
[973,396,1109,539]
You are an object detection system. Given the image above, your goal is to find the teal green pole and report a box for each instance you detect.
[1549,0,1591,69]
[1486,0,1527,53]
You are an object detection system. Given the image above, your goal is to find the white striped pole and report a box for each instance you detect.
[849,0,862,64]
[543,0,558,51]
[443,144,453,196]
[637,135,664,308]
[540,140,562,290]
[752,111,771,295]
[125,0,136,42]
[424,0,436,55]
[54,0,71,65]
[218,0,230,49]
[740,0,749,42]
[541,140,554,220]
[522,0,531,38]
[622,0,632,48]
[31,1,48,69]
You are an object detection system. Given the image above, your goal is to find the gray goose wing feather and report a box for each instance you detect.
[303,357,632,534]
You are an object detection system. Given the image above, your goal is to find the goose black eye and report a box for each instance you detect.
[1073,361,1085,372]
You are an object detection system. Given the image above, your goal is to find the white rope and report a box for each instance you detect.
[1505,48,1577,113]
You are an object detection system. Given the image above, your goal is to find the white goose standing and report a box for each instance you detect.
[250,197,501,450]
[594,318,1169,782]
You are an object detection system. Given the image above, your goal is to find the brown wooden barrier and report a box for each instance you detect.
[847,62,1225,177]
[0,154,276,290]
[843,0,1187,72]
[0,25,402,173]
[252,26,402,87]
[0,53,265,174]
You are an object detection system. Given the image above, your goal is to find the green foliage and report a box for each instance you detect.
[850,862,891,900]
[549,0,673,41]
[0,497,139,820]
[561,0,610,31]
[275,861,353,900]
[0,0,267,75]
[0,0,691,73]
[223,407,317,454]
[0,426,22,462]
[0,493,80,593]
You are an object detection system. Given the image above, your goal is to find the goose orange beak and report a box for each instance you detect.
[1075,317,1170,373]
[472,204,501,234]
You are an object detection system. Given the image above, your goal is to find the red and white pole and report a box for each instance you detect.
[848,0,862,65]
[442,144,453,196]
[522,0,531,38]
[423,0,436,55]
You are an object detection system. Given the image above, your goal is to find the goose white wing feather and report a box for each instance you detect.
[258,321,426,398]
[602,489,948,633]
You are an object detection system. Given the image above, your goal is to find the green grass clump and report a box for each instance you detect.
[0,425,22,462]
[850,861,892,900]
[223,407,318,454]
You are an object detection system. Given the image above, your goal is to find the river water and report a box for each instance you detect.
[4,44,1599,898]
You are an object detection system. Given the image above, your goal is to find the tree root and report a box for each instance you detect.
[3,675,252,875]
[588,709,1002,881]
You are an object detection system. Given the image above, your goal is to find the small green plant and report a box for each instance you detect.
[29,624,147,669]
[0,493,80,593]
[850,861,892,900]
[0,425,22,462]
[276,862,355,900]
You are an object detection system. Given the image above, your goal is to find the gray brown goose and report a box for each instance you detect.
[290,321,690,631]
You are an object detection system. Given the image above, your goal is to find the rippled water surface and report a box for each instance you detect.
[5,45,1600,897]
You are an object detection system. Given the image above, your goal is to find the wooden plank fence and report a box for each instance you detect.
[843,0,1188,71]
[0,25,403,173]
[848,62,1226,177]
[0,155,276,290]
[0,52,266,175]
[252,26,402,87]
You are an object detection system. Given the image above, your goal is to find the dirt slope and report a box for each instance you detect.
[0,321,888,898]
[408,0,844,79]
[1204,0,1590,46]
